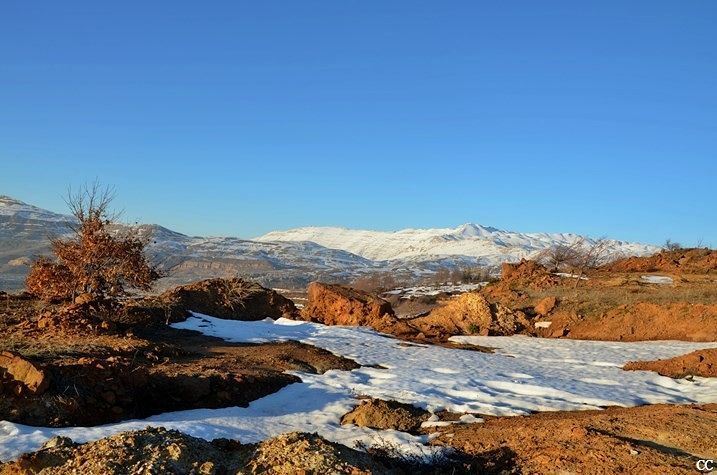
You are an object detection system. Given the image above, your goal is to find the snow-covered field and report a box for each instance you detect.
[2,315,716,462]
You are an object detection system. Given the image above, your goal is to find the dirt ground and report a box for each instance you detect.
[624,348,717,378]
[0,293,358,427]
[429,403,717,474]
[0,428,392,475]
[4,402,715,474]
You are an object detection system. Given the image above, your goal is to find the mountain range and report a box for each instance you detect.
[0,195,659,291]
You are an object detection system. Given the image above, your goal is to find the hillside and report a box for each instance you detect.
[0,196,659,291]
[256,223,658,264]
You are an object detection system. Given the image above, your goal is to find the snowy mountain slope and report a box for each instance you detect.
[0,196,376,290]
[0,195,659,291]
[256,223,659,264]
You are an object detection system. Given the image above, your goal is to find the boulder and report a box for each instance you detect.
[412,293,530,337]
[302,282,394,326]
[491,303,530,335]
[534,296,558,316]
[412,293,493,336]
[0,352,50,395]
[340,398,430,433]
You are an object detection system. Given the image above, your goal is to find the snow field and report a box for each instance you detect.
[2,314,716,461]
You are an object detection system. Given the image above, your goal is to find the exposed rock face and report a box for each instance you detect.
[156,278,299,322]
[0,352,50,395]
[534,296,558,316]
[412,293,530,337]
[301,283,417,337]
[491,303,530,335]
[341,398,430,433]
[412,293,493,336]
[302,282,395,325]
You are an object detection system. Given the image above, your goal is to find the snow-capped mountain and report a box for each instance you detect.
[256,223,658,264]
[0,196,376,290]
[0,195,659,291]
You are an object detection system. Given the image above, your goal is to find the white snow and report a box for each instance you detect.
[383,283,486,299]
[0,196,73,223]
[256,223,659,264]
[554,272,589,280]
[534,321,552,329]
[640,275,674,285]
[2,315,716,462]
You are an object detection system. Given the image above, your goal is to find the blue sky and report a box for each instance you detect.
[1,1,715,245]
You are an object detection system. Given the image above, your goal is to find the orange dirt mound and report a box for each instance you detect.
[301,282,414,336]
[128,278,299,324]
[604,248,717,274]
[537,302,717,342]
[499,259,561,289]
[624,348,717,378]
[411,292,530,337]
[432,403,717,474]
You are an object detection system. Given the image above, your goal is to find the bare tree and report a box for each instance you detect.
[433,267,451,285]
[536,243,581,272]
[537,238,615,287]
[351,272,397,293]
[568,237,614,288]
[663,239,683,251]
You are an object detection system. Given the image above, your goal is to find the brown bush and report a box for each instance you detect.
[25,183,159,302]
[25,257,75,302]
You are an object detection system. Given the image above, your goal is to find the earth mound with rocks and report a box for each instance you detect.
[499,259,561,290]
[128,277,299,325]
[411,292,531,338]
[341,398,431,433]
[0,427,391,475]
[624,348,717,378]
[603,248,717,274]
[301,282,414,336]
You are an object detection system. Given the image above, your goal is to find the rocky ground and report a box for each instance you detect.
[1,249,717,473]
[0,281,356,428]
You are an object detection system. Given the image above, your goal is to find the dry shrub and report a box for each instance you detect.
[26,183,159,302]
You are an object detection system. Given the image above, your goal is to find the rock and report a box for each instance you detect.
[412,293,493,336]
[302,283,395,325]
[491,303,529,335]
[301,283,416,337]
[412,293,529,337]
[42,436,74,449]
[0,351,50,395]
[534,296,558,316]
[340,398,430,433]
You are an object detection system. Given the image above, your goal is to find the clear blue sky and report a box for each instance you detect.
[1,1,715,245]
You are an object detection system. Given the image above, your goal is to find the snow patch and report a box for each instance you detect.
[2,315,716,462]
[640,275,674,285]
